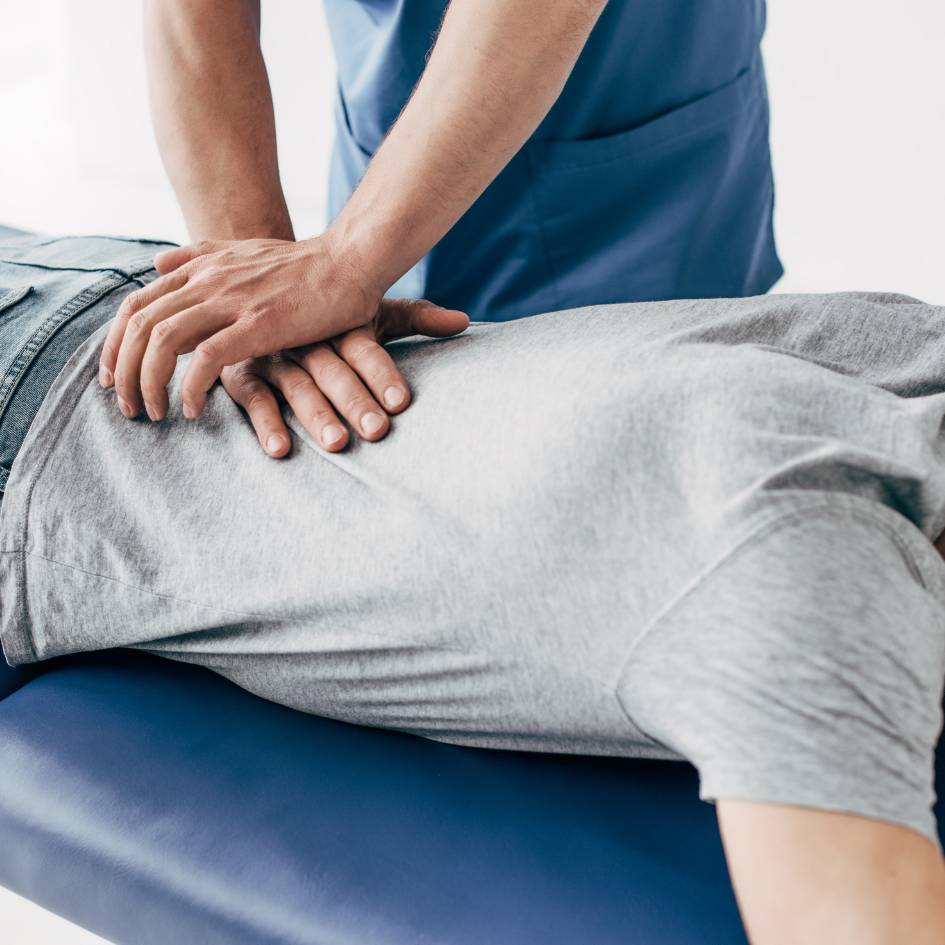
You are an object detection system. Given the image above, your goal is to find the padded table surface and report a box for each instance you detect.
[0,650,750,945]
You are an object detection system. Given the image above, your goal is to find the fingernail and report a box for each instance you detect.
[98,365,112,388]
[145,401,160,422]
[383,385,405,409]
[266,434,285,455]
[361,412,384,435]
[322,424,345,446]
[182,402,196,420]
[118,397,134,418]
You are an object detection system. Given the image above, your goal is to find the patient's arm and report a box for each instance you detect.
[143,0,293,242]
[718,800,945,945]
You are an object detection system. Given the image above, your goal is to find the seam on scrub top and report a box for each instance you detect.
[611,498,935,715]
[523,149,564,312]
[541,98,756,175]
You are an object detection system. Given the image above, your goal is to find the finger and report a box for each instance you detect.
[139,302,233,421]
[180,317,267,420]
[113,287,220,418]
[329,327,411,414]
[377,298,469,342]
[220,364,292,458]
[98,269,190,388]
[284,343,390,441]
[153,240,228,275]
[260,357,350,452]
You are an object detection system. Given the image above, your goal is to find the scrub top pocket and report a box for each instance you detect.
[526,61,781,309]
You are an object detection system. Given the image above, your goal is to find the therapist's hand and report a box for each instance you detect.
[98,234,389,423]
[219,297,469,457]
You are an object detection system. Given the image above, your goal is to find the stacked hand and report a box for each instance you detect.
[97,236,469,455]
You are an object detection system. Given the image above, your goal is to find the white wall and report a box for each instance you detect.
[764,1,945,301]
[0,0,336,242]
[1,1,943,301]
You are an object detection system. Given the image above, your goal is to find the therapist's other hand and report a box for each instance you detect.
[219,298,469,457]
[98,235,387,422]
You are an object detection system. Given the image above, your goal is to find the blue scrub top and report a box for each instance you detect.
[323,0,783,322]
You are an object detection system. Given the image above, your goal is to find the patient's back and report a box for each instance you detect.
[399,290,945,615]
[3,252,945,704]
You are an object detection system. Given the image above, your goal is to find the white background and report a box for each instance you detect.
[1,1,944,303]
[1,1,944,942]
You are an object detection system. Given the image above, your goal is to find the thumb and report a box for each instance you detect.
[378,298,470,341]
[153,239,229,275]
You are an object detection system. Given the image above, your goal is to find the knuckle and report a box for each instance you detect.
[194,340,218,364]
[127,310,151,335]
[344,339,379,362]
[229,359,258,381]
[343,393,372,414]
[311,408,339,427]
[282,375,313,398]
[314,357,348,385]
[150,319,176,345]
[245,389,271,412]
[241,306,267,326]
[122,290,143,313]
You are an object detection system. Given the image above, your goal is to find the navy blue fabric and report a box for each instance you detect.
[0,657,33,701]
[0,649,750,945]
[324,0,782,321]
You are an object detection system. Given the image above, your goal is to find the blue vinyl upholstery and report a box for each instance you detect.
[1,217,939,942]
[0,659,35,701]
[0,650,751,945]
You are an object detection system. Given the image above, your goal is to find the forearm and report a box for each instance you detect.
[328,0,607,295]
[143,0,293,241]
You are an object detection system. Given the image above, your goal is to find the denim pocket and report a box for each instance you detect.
[0,286,32,316]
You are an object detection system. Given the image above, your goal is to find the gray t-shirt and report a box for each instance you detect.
[2,289,945,842]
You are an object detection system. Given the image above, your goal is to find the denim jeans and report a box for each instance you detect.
[0,234,174,496]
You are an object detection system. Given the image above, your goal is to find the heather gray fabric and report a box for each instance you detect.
[3,291,945,845]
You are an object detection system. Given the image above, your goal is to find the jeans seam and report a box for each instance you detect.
[0,272,127,423]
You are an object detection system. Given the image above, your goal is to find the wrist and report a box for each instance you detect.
[191,207,295,243]
[304,231,385,330]
[321,215,396,306]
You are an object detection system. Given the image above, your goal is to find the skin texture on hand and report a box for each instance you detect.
[97,237,468,452]
[217,298,468,456]
[143,0,450,455]
[98,235,383,421]
[116,0,607,448]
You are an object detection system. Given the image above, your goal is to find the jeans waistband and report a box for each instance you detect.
[0,237,168,495]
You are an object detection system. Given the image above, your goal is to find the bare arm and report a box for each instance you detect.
[143,0,293,241]
[333,0,609,295]
[106,0,608,429]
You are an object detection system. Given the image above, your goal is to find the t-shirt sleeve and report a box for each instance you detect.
[615,499,945,846]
